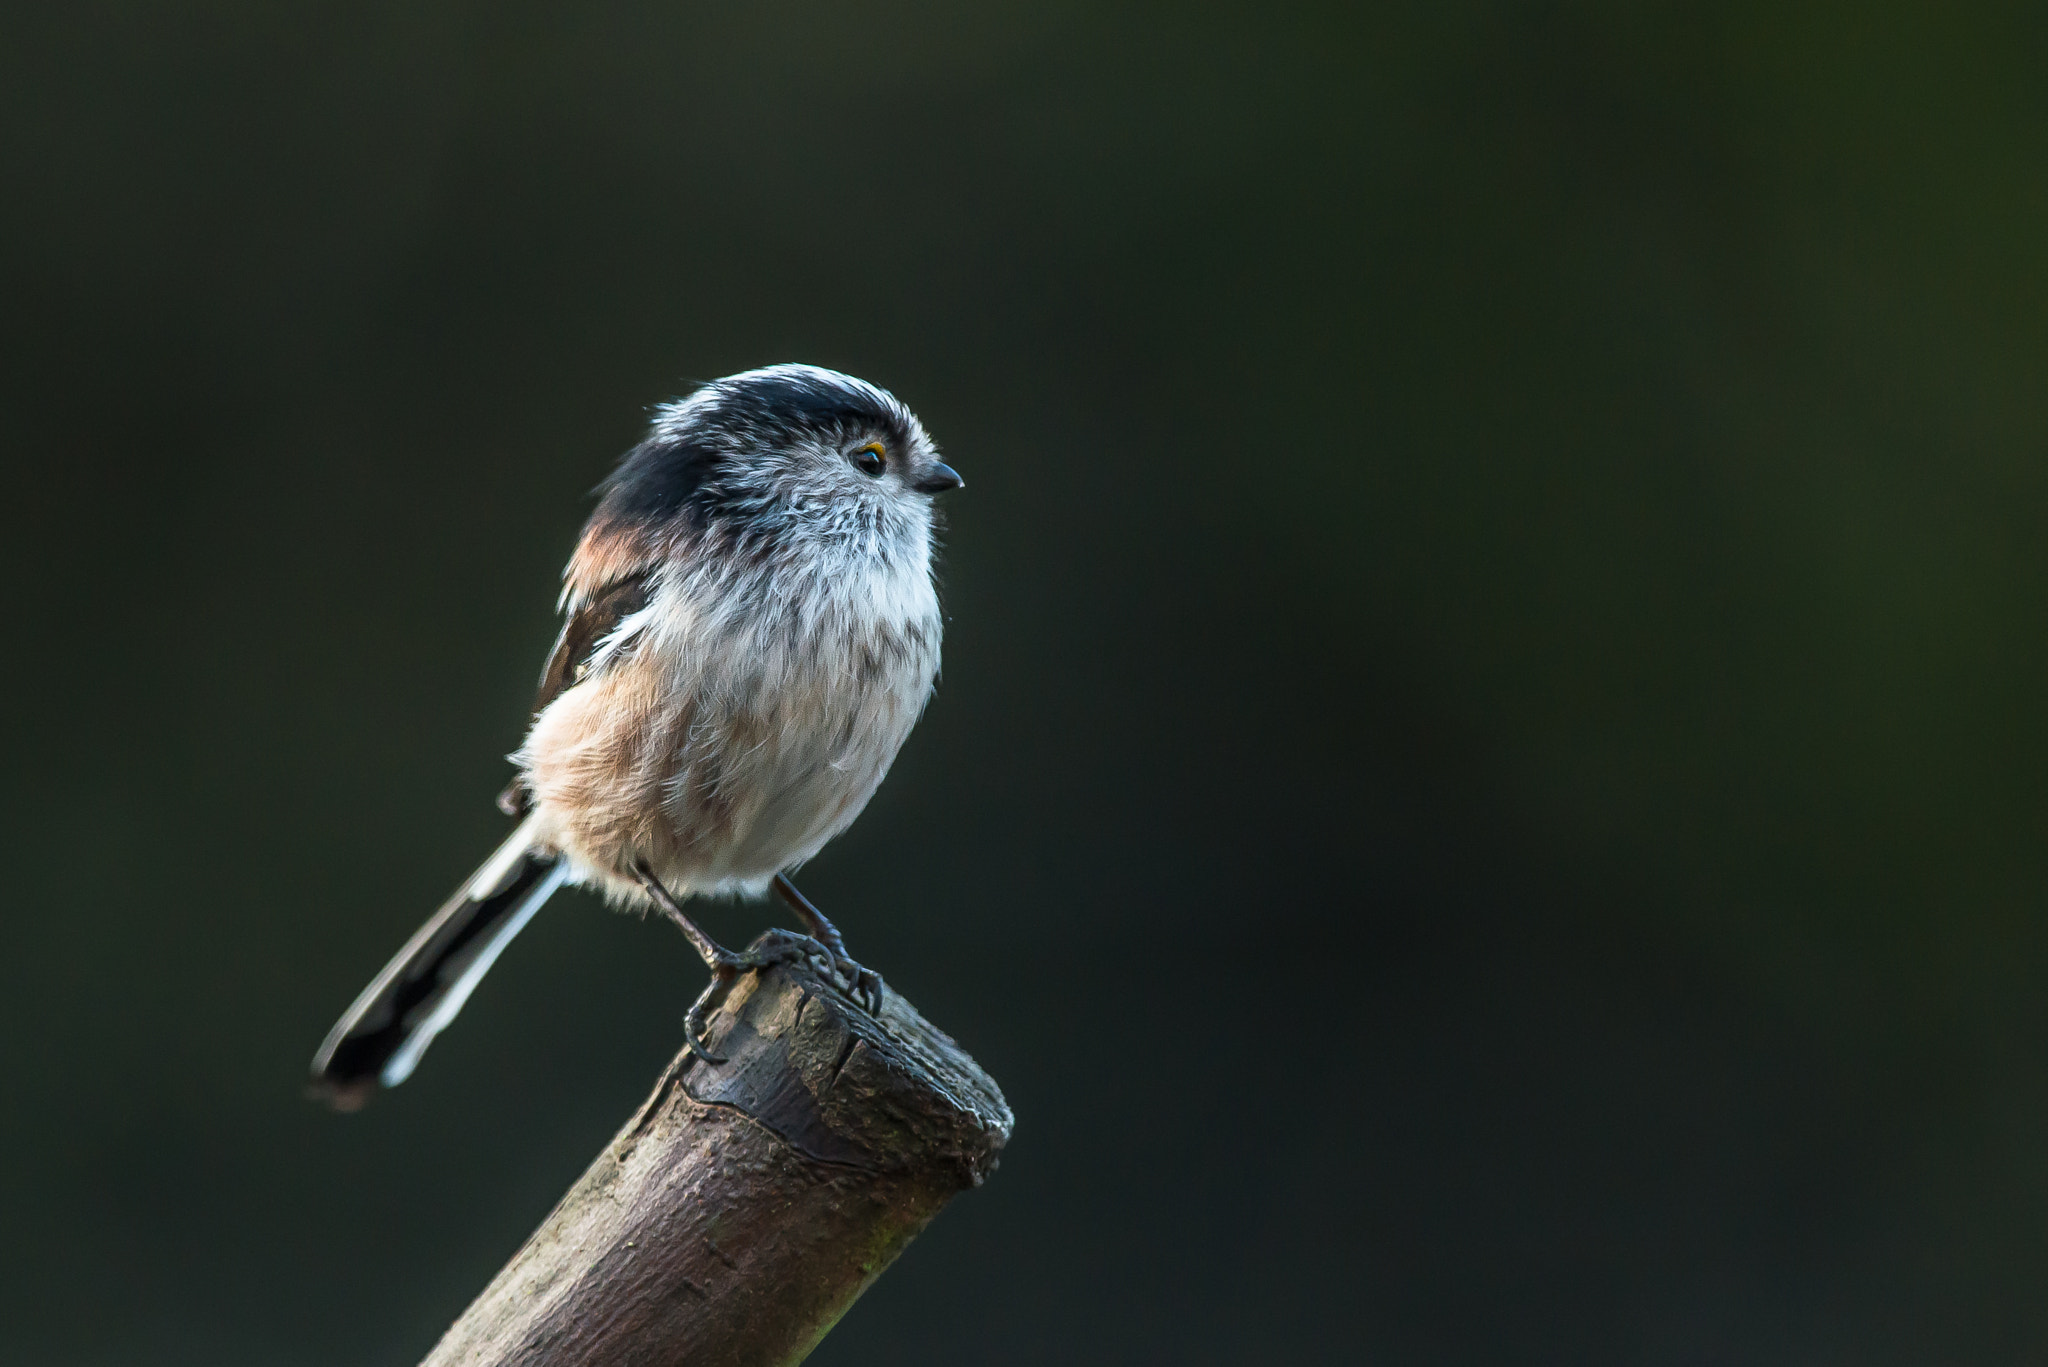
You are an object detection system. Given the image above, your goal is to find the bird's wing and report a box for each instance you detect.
[496,570,653,816]
[531,570,655,717]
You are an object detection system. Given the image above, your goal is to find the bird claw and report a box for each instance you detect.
[680,981,729,1066]
[635,862,888,1066]
[767,874,886,1016]
[842,960,886,1017]
[749,930,886,1016]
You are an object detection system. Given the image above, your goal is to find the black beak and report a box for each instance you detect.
[911,462,965,495]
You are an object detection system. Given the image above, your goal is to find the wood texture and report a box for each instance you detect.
[419,932,1012,1367]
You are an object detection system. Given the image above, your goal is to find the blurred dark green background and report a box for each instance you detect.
[5,0,2047,1361]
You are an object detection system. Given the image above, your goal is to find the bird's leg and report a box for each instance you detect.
[632,859,752,1065]
[771,873,850,957]
[772,874,885,1015]
[632,860,847,1062]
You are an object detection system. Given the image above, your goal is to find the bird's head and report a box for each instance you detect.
[588,364,961,573]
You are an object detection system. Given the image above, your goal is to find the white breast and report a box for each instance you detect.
[524,540,942,902]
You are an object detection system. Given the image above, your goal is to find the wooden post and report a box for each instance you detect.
[419,931,1013,1367]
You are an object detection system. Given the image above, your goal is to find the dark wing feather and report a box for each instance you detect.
[496,571,652,816]
[532,572,654,716]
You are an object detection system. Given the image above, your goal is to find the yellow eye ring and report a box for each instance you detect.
[851,441,887,477]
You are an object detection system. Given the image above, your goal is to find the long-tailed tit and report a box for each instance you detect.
[310,364,963,1108]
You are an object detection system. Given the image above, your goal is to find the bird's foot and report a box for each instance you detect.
[807,944,885,1017]
[634,859,793,1064]
[633,863,885,1064]
[669,934,828,1063]
[772,874,886,1016]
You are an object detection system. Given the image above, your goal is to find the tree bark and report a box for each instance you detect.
[419,931,1013,1367]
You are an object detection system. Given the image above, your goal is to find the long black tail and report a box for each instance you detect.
[310,816,568,1109]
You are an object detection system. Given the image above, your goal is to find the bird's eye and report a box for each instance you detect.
[850,441,887,477]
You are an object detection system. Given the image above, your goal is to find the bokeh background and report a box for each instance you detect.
[6,1,2048,1361]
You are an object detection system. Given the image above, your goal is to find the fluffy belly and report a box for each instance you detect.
[518,624,933,902]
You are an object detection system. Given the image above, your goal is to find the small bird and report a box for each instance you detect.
[310,364,963,1108]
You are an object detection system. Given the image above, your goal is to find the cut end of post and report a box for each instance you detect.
[420,929,1012,1367]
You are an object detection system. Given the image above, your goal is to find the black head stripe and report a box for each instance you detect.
[590,366,917,537]
[706,368,910,446]
[593,435,720,532]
